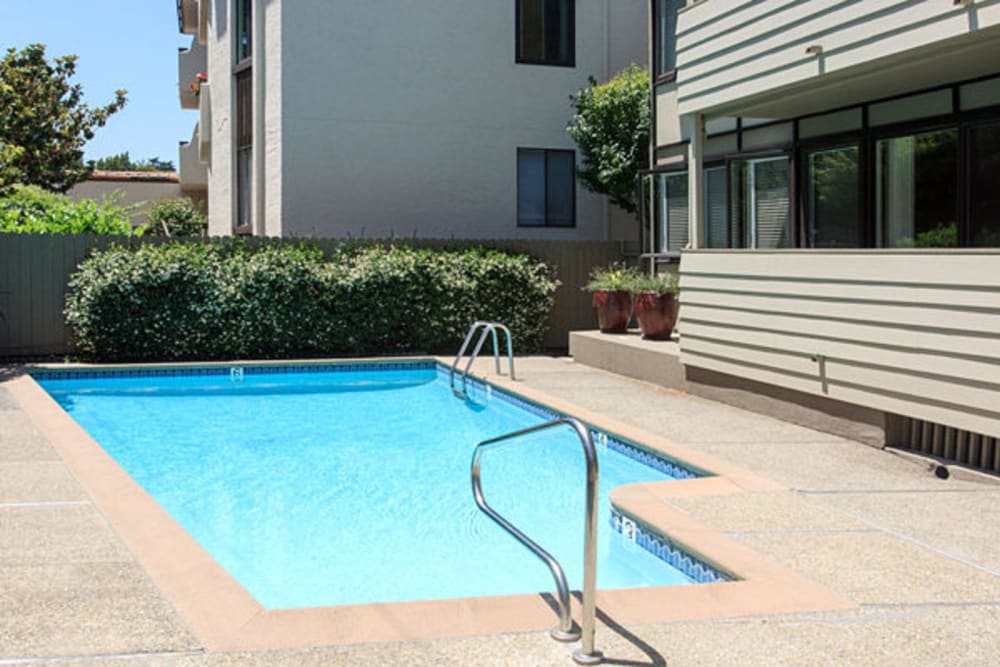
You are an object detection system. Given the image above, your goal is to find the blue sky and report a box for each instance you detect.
[0,1,194,167]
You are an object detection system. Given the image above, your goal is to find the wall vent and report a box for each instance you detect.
[886,416,999,475]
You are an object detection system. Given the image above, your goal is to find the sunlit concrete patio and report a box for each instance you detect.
[2,356,998,666]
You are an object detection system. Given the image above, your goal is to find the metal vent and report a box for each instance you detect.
[887,416,999,474]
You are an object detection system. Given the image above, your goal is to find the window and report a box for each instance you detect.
[655,0,684,79]
[804,145,861,248]
[517,0,574,67]
[656,172,689,252]
[704,166,731,248]
[730,157,791,248]
[236,0,252,62]
[517,149,575,227]
[876,129,958,248]
[235,68,253,231]
[968,122,1000,247]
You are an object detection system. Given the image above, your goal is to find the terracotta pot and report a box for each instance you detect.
[634,292,679,340]
[591,290,633,333]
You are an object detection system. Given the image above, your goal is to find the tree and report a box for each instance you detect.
[567,64,650,215]
[0,44,127,193]
[94,152,175,172]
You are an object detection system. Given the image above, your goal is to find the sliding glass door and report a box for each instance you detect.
[730,156,791,248]
[804,145,861,248]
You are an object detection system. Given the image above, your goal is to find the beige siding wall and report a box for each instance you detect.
[678,250,1000,439]
[676,0,1000,118]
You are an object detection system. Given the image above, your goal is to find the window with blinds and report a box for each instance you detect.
[729,157,791,248]
[657,172,689,253]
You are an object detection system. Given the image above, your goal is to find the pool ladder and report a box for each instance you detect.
[450,321,515,399]
[471,417,602,665]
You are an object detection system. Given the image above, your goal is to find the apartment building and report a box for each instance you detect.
[647,1,1000,464]
[175,0,647,241]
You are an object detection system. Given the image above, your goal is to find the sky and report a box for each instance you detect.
[0,1,194,166]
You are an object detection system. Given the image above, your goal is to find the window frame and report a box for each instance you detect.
[653,0,683,84]
[796,132,866,249]
[515,0,576,68]
[516,147,577,228]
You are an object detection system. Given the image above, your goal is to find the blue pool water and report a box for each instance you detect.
[37,363,704,609]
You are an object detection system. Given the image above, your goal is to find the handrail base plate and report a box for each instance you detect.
[573,649,604,665]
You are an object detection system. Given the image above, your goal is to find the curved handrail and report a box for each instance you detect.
[450,321,516,398]
[470,418,601,663]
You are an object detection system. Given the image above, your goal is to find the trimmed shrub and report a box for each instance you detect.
[0,184,141,235]
[65,241,559,361]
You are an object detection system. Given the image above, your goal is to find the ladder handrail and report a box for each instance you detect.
[450,321,516,398]
[470,417,602,664]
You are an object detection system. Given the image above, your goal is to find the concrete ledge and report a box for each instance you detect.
[569,330,685,391]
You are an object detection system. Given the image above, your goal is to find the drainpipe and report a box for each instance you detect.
[646,0,656,273]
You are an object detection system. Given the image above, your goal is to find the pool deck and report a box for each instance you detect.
[2,356,999,665]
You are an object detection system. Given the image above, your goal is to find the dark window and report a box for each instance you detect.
[655,0,684,79]
[517,148,575,227]
[969,122,1000,247]
[876,128,958,248]
[804,144,862,248]
[236,0,252,62]
[235,68,252,231]
[704,166,732,248]
[517,0,574,67]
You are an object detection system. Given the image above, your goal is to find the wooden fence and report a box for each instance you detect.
[0,234,624,357]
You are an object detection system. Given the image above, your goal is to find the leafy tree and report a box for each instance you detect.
[94,151,175,172]
[146,197,206,237]
[567,64,650,214]
[0,184,141,235]
[0,44,127,193]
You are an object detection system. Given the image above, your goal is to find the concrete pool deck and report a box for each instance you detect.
[2,356,999,665]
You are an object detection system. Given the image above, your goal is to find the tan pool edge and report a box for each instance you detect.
[8,358,855,651]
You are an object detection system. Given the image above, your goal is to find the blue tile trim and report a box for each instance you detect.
[610,508,732,584]
[440,364,702,481]
[30,359,436,382]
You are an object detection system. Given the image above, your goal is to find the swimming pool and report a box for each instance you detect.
[34,361,725,609]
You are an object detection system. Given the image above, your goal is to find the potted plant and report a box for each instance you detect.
[631,272,680,340]
[584,264,640,333]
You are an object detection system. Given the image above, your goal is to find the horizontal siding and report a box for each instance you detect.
[676,0,1000,115]
[678,250,1000,438]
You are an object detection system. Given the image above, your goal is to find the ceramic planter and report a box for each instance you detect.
[591,289,633,333]
[634,292,679,340]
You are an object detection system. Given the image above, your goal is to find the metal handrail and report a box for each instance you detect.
[470,418,602,665]
[450,321,515,398]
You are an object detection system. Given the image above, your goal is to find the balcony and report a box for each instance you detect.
[177,0,198,34]
[179,125,207,192]
[676,0,1000,118]
[178,38,206,110]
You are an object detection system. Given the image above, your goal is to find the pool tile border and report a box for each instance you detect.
[609,509,730,584]
[5,356,857,651]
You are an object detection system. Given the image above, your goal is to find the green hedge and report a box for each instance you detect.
[65,241,559,361]
[0,184,141,235]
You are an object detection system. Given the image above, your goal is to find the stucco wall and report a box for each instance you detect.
[67,179,185,225]
[274,1,646,240]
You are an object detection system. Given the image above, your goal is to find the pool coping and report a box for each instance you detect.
[6,357,856,651]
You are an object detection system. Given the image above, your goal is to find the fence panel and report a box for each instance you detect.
[0,234,623,357]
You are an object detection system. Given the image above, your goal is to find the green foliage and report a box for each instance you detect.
[94,152,175,172]
[912,222,958,248]
[0,184,142,235]
[567,64,650,214]
[146,198,206,237]
[65,242,560,361]
[584,262,641,292]
[630,271,679,296]
[0,44,127,192]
